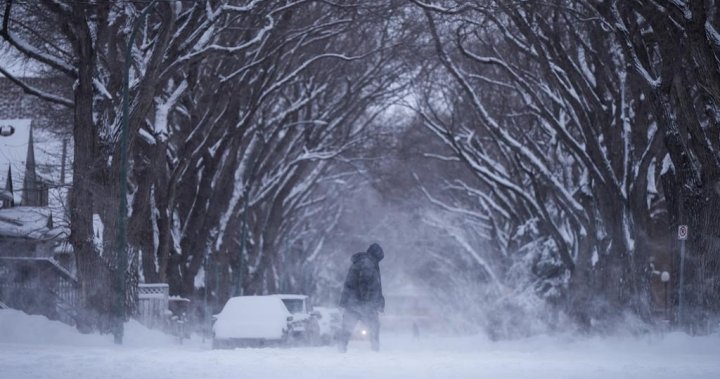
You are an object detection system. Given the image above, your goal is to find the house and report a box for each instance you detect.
[1,78,175,329]
[0,118,76,324]
[0,120,54,206]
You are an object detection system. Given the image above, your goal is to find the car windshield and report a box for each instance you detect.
[281,299,304,314]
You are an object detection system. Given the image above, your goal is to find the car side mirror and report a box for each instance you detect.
[287,316,294,322]
[311,311,321,319]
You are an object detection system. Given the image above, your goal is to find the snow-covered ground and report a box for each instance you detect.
[1,309,719,379]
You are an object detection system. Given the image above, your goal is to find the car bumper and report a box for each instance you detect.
[212,337,286,349]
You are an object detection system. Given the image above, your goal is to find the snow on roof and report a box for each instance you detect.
[272,294,308,300]
[0,206,66,239]
[0,119,31,204]
[0,120,69,188]
[0,119,70,227]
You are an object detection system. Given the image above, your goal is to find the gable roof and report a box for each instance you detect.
[0,119,31,205]
[0,206,66,240]
[0,119,70,203]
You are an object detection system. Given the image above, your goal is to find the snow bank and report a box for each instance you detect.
[0,309,107,346]
[122,319,183,348]
[0,309,183,347]
[1,329,719,379]
[2,308,720,379]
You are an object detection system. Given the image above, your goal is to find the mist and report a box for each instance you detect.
[1,1,720,378]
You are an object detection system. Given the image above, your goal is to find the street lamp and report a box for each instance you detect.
[115,0,159,345]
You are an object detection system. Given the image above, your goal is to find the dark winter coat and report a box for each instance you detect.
[339,243,385,313]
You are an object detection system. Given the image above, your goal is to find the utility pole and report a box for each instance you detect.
[677,224,688,327]
[661,271,670,321]
[203,253,210,342]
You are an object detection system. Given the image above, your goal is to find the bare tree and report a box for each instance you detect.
[413,0,669,331]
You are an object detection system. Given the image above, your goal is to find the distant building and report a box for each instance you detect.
[0,118,75,324]
[0,120,54,208]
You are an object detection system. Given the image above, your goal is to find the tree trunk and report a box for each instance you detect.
[68,6,110,332]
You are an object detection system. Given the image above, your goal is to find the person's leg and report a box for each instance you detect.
[364,311,380,351]
[337,309,359,352]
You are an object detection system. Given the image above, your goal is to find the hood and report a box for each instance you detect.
[367,243,384,262]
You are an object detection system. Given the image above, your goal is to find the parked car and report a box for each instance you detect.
[313,306,342,344]
[273,294,320,345]
[212,296,292,349]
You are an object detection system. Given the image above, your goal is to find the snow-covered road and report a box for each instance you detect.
[1,310,719,379]
[3,333,720,379]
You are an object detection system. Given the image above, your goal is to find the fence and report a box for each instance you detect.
[137,283,170,329]
[0,257,79,325]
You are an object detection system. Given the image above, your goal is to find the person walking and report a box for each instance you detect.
[337,243,385,352]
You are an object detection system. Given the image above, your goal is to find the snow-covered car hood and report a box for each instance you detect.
[213,296,291,340]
